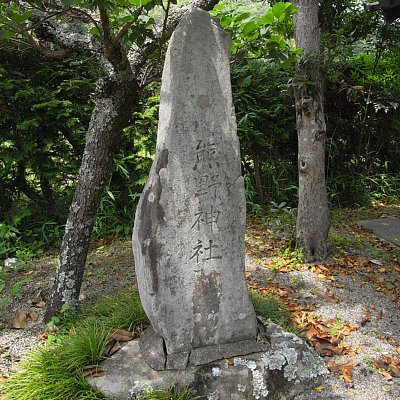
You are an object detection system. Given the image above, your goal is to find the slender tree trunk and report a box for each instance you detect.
[252,150,265,205]
[43,75,139,321]
[294,0,329,261]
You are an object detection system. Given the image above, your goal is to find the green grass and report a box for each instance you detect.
[0,287,149,400]
[249,289,300,334]
[0,286,301,400]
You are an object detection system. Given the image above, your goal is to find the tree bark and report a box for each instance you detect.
[43,73,140,321]
[293,0,329,261]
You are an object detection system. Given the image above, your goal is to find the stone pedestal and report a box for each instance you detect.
[86,323,329,400]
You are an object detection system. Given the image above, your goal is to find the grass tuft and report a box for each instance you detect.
[139,387,200,400]
[0,287,148,400]
[249,288,299,334]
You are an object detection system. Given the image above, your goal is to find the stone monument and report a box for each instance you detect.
[87,7,329,399]
[132,5,259,371]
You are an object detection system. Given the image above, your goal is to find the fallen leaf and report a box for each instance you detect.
[389,364,400,378]
[110,329,134,342]
[12,310,28,329]
[313,386,325,391]
[103,339,122,357]
[29,311,39,321]
[328,360,358,383]
[82,366,104,378]
[397,345,400,355]
[381,385,390,392]
[38,332,49,340]
[28,299,46,308]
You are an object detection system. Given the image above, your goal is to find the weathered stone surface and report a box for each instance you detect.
[139,326,166,371]
[132,5,257,364]
[86,322,329,400]
[189,345,221,366]
[166,350,190,370]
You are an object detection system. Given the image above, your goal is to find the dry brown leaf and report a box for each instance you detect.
[389,364,400,378]
[103,339,122,357]
[12,310,28,329]
[328,360,359,383]
[29,311,39,321]
[82,367,104,378]
[110,329,134,342]
[381,369,393,381]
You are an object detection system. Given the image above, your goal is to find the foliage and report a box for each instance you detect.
[232,59,297,207]
[213,1,300,66]
[0,0,399,256]
[0,45,97,254]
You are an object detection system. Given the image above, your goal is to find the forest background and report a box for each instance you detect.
[0,0,399,260]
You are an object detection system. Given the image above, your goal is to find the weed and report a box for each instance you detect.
[138,387,200,400]
[249,289,300,335]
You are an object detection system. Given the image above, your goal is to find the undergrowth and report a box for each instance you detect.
[0,287,149,400]
[0,287,299,400]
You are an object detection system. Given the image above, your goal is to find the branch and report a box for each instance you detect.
[27,33,74,59]
[98,1,112,46]
[29,9,96,54]
[113,6,143,45]
[129,0,220,75]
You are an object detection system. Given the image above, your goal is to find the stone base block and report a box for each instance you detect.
[86,323,329,400]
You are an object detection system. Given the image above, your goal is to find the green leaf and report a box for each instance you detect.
[107,190,115,201]
[259,12,274,26]
[0,30,15,41]
[236,12,251,23]
[272,2,288,18]
[11,10,32,25]
[242,20,258,35]
[89,26,100,36]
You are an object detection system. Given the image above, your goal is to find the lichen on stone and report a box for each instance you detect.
[237,383,246,392]
[212,367,221,377]
[207,390,220,400]
[129,381,153,399]
[261,322,329,383]
[233,357,268,399]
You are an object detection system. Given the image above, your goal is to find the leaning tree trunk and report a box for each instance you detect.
[43,75,139,322]
[293,0,329,261]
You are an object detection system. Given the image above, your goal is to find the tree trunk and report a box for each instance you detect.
[252,150,265,205]
[43,75,139,321]
[294,0,329,261]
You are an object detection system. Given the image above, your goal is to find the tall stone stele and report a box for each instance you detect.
[132,6,260,371]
